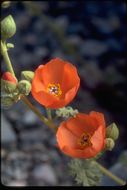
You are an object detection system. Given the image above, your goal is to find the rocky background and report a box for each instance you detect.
[1,1,127,186]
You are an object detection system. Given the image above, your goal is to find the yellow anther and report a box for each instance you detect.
[77,132,92,149]
[47,83,62,97]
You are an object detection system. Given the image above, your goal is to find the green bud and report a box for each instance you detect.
[18,80,31,95]
[1,91,20,109]
[1,15,16,40]
[12,93,21,102]
[1,96,14,108]
[2,1,11,8]
[7,43,14,49]
[1,79,17,93]
[21,71,34,82]
[105,138,115,151]
[106,123,119,140]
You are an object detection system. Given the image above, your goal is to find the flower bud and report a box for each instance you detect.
[1,72,17,93]
[17,80,31,95]
[106,123,119,141]
[1,15,16,40]
[21,71,34,82]
[105,138,115,151]
[1,1,11,9]
[7,43,14,49]
[2,72,17,83]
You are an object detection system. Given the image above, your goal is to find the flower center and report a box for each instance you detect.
[47,83,62,97]
[78,132,92,149]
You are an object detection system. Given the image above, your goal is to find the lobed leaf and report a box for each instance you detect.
[68,159,103,186]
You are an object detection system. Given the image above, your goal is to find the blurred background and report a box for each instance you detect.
[1,1,127,186]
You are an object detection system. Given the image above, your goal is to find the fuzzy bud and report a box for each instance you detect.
[1,15,16,40]
[105,138,115,151]
[1,96,14,108]
[1,92,20,108]
[21,71,34,82]
[1,1,11,9]
[1,72,17,93]
[106,123,119,141]
[17,80,31,95]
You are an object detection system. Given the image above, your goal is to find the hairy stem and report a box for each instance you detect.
[21,95,57,131]
[46,108,52,120]
[93,160,126,186]
[1,40,15,76]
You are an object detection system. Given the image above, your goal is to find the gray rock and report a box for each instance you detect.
[19,53,34,67]
[23,34,37,45]
[67,35,82,46]
[54,16,69,30]
[52,50,66,59]
[80,62,104,87]
[20,128,45,142]
[32,164,57,185]
[22,110,38,125]
[100,162,127,186]
[6,180,27,186]
[1,114,16,143]
[80,40,108,56]
[34,47,49,59]
[92,16,120,34]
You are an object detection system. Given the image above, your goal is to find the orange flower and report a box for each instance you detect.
[56,111,106,158]
[31,58,80,109]
[2,72,17,84]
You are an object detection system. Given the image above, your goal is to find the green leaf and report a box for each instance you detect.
[68,159,103,186]
[1,91,20,109]
[56,106,79,119]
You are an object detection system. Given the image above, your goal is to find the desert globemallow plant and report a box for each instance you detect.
[0,14,126,186]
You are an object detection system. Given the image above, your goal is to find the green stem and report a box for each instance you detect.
[46,108,52,120]
[1,40,15,76]
[1,40,57,132]
[21,95,57,131]
[93,160,126,186]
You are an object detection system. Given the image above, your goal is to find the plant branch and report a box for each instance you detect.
[93,160,126,186]
[46,108,52,120]
[21,95,57,131]
[1,40,15,76]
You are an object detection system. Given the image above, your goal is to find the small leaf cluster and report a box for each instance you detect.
[56,106,79,119]
[68,159,103,186]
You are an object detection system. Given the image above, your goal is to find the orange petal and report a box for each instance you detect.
[31,90,57,107]
[32,65,45,92]
[64,84,80,102]
[90,111,106,128]
[65,115,86,138]
[61,146,86,158]
[60,129,105,158]
[61,62,80,93]
[56,113,106,159]
[47,86,79,108]
[41,58,66,85]
[47,98,66,109]
[76,113,98,135]
[60,145,98,159]
[90,124,105,153]
[56,122,78,149]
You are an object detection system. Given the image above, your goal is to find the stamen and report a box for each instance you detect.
[47,83,62,97]
[77,132,92,149]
